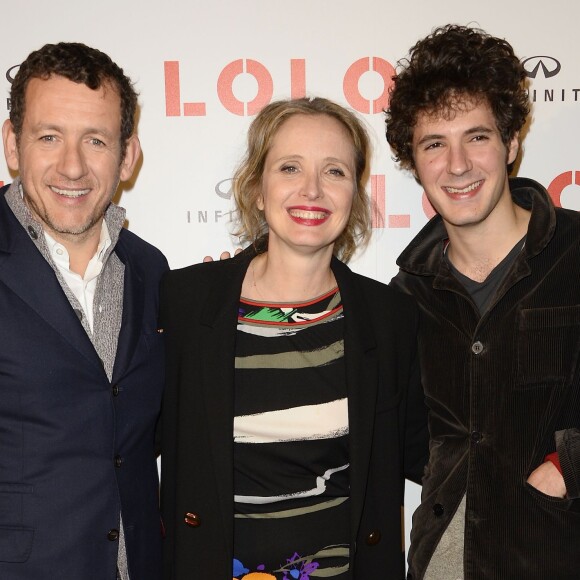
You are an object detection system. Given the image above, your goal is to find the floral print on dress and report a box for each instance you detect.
[233,552,320,579]
[281,552,320,579]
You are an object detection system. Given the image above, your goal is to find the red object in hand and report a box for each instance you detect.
[545,452,562,475]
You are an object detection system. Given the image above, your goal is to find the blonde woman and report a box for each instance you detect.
[160,97,428,579]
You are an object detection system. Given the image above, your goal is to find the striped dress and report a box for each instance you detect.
[233,288,351,580]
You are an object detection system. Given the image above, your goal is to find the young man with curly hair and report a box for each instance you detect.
[387,25,580,580]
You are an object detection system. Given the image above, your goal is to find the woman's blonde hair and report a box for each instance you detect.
[233,97,371,262]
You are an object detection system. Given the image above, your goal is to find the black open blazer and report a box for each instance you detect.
[159,248,428,579]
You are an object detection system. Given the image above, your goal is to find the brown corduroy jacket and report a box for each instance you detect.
[393,177,580,580]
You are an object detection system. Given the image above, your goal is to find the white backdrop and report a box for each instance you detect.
[3,0,579,561]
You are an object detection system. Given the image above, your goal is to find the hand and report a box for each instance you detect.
[527,461,567,498]
[202,248,242,263]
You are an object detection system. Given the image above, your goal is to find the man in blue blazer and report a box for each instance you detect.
[0,43,167,579]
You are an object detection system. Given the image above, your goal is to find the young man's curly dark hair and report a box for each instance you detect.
[9,42,138,156]
[385,24,530,171]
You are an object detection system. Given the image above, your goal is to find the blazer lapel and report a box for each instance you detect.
[331,259,378,546]
[198,252,253,544]
[0,201,103,372]
[112,239,145,381]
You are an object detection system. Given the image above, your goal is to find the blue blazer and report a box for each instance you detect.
[0,184,167,579]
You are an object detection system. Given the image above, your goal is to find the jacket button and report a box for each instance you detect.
[471,341,484,354]
[107,529,119,541]
[112,384,120,397]
[365,530,381,546]
[114,455,123,468]
[184,512,201,527]
[471,431,482,443]
[433,503,445,517]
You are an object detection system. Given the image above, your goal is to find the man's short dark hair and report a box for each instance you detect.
[10,42,138,155]
[385,24,530,171]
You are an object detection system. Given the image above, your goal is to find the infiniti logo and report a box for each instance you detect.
[6,64,20,84]
[215,178,233,200]
[522,56,561,79]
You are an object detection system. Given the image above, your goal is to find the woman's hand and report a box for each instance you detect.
[203,248,242,262]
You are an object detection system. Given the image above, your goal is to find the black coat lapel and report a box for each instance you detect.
[331,258,378,545]
[198,251,254,543]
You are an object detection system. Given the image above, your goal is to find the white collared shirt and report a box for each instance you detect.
[43,222,112,333]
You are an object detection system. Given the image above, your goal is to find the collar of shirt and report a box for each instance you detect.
[43,221,112,283]
[43,222,112,332]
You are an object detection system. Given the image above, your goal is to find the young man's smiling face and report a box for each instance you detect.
[412,98,519,236]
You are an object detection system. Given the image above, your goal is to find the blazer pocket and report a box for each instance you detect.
[515,306,580,389]
[0,483,34,563]
[0,527,34,563]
